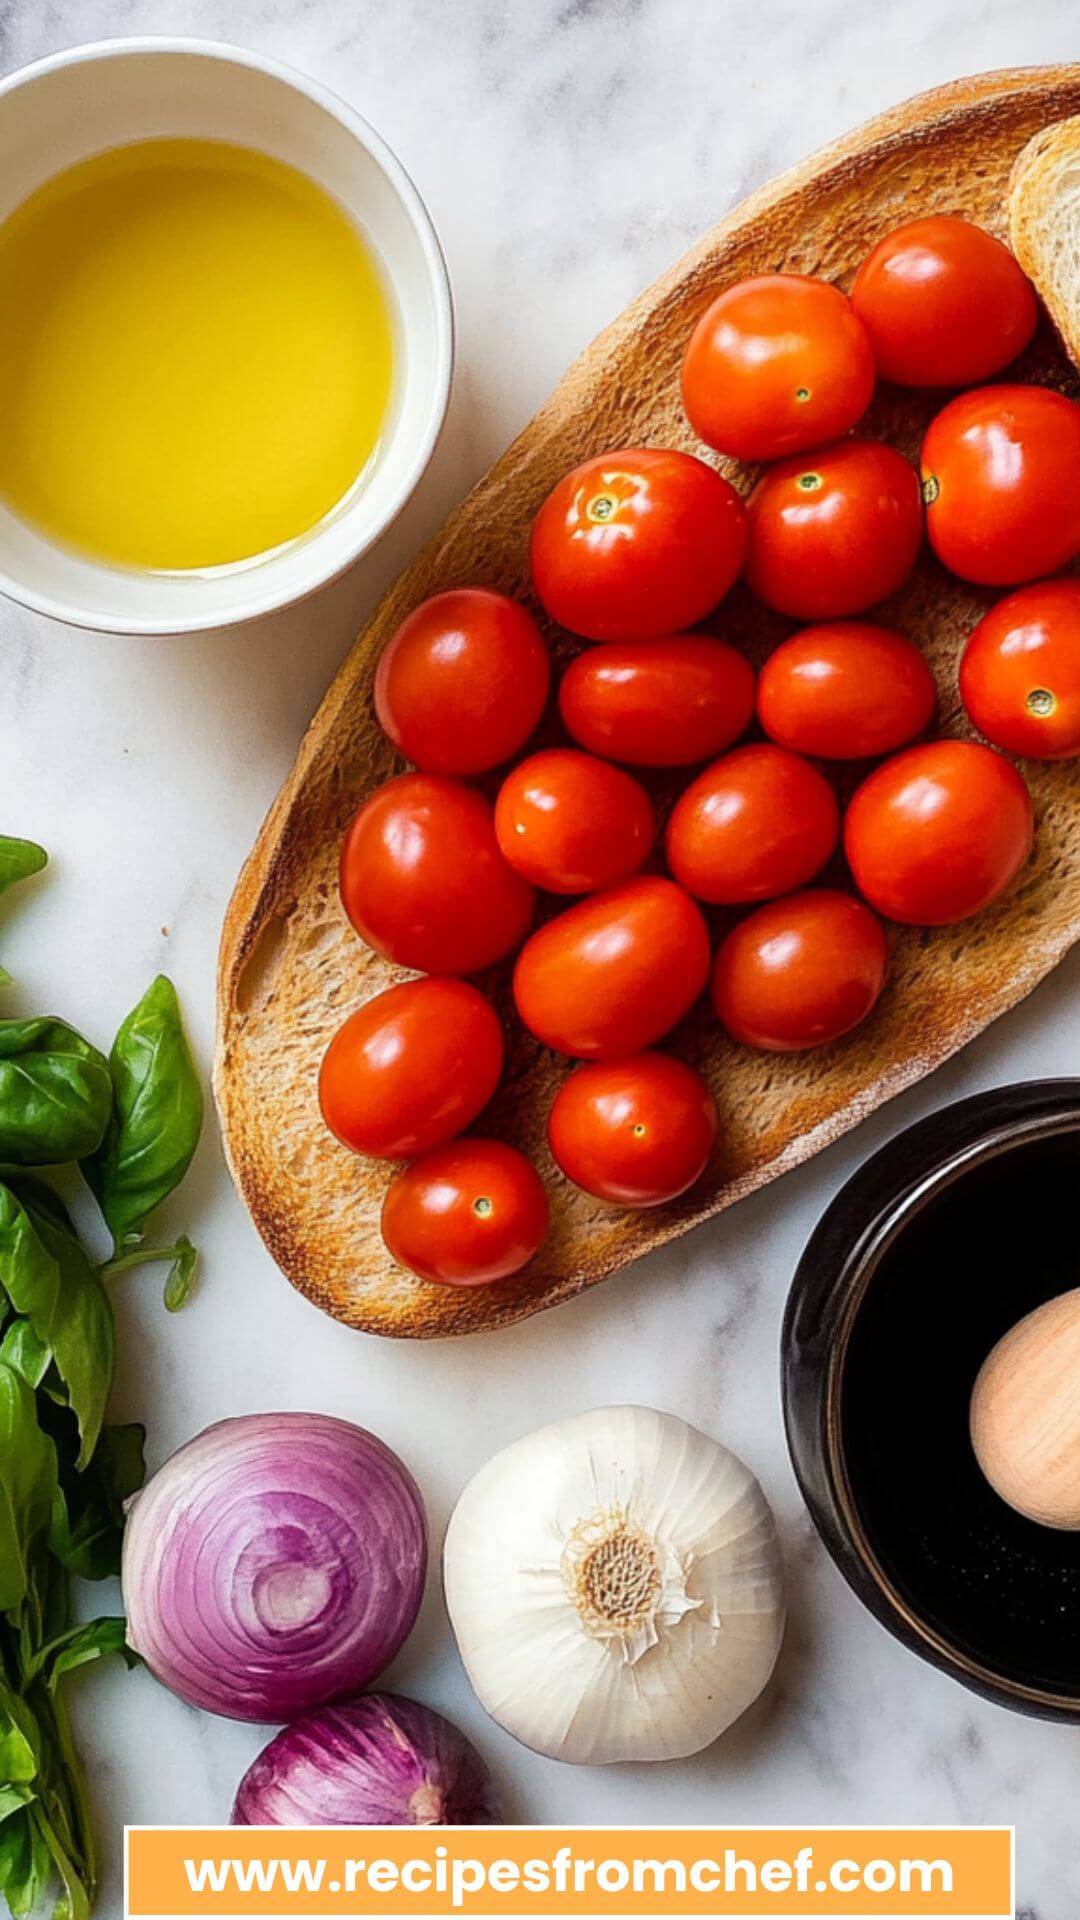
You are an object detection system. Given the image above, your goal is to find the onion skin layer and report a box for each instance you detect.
[122,1412,428,1723]
[232,1693,501,1826]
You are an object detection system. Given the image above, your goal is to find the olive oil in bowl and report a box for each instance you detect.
[0,138,395,572]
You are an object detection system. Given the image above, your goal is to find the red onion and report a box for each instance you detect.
[232,1694,500,1826]
[122,1413,427,1722]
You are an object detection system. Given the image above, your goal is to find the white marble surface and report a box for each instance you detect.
[2,2,1080,1914]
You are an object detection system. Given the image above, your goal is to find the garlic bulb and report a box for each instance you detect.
[443,1405,784,1765]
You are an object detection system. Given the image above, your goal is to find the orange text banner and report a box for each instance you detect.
[126,1824,1013,1919]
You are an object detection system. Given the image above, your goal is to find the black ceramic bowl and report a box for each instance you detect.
[783,1079,1080,1720]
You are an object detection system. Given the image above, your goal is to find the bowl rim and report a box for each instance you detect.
[782,1077,1080,1722]
[0,35,455,636]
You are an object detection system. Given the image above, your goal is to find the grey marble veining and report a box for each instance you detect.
[2,1,1080,1913]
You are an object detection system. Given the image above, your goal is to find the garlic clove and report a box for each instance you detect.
[443,1405,784,1766]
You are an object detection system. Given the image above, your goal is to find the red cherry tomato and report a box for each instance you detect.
[756,621,936,760]
[548,1052,718,1206]
[494,748,654,894]
[513,875,710,1059]
[851,216,1038,388]
[921,385,1080,586]
[381,1139,549,1287]
[712,890,888,1051]
[374,588,550,775]
[844,740,1034,926]
[530,446,747,642]
[340,773,534,973]
[558,634,755,767]
[319,979,503,1160]
[745,439,923,620]
[665,743,839,905]
[681,273,875,461]
[959,579,1080,760]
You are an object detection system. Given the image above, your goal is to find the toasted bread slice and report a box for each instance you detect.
[216,66,1080,1339]
[1011,114,1080,362]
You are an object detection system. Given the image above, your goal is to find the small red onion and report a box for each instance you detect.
[122,1413,427,1722]
[232,1694,501,1826]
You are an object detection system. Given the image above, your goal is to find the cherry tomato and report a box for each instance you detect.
[340,773,534,973]
[548,1051,718,1206]
[851,216,1037,388]
[681,273,875,461]
[381,1139,549,1286]
[530,446,747,642]
[844,740,1034,926]
[494,748,654,894]
[319,978,503,1160]
[921,385,1080,586]
[374,588,550,775]
[959,579,1080,760]
[756,621,936,760]
[513,875,710,1059]
[744,439,923,620]
[711,890,888,1051]
[665,743,839,905]
[558,634,755,767]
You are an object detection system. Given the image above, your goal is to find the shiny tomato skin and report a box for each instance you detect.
[851,216,1038,388]
[921,385,1080,586]
[381,1139,549,1287]
[558,634,755,767]
[844,740,1034,926]
[665,743,839,905]
[374,588,550,775]
[745,439,923,620]
[319,978,504,1160]
[959,579,1080,760]
[756,621,937,760]
[340,773,535,973]
[530,446,747,642]
[681,273,875,461]
[494,748,654,894]
[513,875,711,1059]
[712,890,888,1051]
[548,1051,718,1206]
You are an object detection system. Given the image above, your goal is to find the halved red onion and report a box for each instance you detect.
[122,1412,427,1722]
[232,1693,500,1825]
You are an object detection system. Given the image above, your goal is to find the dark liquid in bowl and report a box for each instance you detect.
[841,1124,1080,1696]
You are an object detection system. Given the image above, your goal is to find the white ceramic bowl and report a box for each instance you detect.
[0,39,453,633]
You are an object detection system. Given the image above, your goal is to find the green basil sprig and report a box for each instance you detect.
[0,1024,111,1169]
[0,840,198,1920]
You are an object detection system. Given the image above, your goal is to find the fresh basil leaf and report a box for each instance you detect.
[48,1423,145,1583]
[0,1787,34,1825]
[0,1023,111,1169]
[85,977,202,1250]
[0,1686,39,1786]
[23,1208,111,1473]
[0,1191,113,1470]
[163,1235,198,1312]
[0,1323,50,1391]
[0,841,46,902]
[0,1804,49,1920]
[0,1365,57,1614]
[1,1176,69,1233]
[42,1619,136,1690]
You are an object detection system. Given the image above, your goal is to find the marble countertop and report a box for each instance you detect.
[2,1,1079,1914]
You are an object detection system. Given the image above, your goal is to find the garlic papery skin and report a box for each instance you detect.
[443,1405,784,1765]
